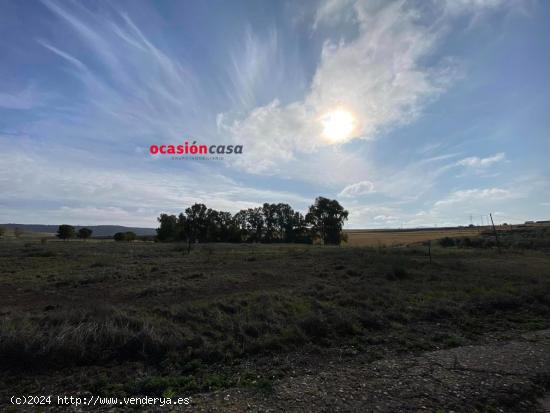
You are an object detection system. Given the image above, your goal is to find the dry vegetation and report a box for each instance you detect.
[344,227,482,247]
[0,227,549,410]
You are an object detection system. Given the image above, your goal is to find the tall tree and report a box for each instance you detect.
[233,210,249,242]
[185,203,209,243]
[246,207,264,242]
[176,213,188,241]
[262,203,278,242]
[306,197,348,245]
[157,214,178,241]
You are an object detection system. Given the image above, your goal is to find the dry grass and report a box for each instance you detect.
[344,228,482,247]
[1,232,549,401]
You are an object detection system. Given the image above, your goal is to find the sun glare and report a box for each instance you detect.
[321,109,356,143]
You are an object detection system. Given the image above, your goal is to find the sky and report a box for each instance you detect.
[0,0,549,228]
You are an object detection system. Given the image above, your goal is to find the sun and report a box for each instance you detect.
[321,109,356,143]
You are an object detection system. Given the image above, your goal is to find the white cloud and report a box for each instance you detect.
[0,142,312,226]
[456,152,505,168]
[312,0,356,30]
[442,0,507,15]
[434,187,516,207]
[338,180,375,197]
[226,0,458,174]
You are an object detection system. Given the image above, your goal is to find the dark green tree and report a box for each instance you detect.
[262,203,278,242]
[113,232,126,242]
[57,224,75,240]
[185,203,209,243]
[306,197,348,244]
[156,214,178,241]
[205,208,221,242]
[124,231,137,242]
[176,213,188,241]
[77,227,93,240]
[233,210,249,242]
[245,207,264,242]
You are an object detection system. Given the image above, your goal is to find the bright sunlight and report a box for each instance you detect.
[321,109,356,143]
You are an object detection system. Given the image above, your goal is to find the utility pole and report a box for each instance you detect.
[489,213,501,253]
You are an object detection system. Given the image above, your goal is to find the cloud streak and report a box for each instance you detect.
[456,152,506,168]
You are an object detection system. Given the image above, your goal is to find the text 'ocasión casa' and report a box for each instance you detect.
[150,141,243,155]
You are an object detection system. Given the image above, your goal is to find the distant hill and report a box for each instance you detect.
[0,224,156,237]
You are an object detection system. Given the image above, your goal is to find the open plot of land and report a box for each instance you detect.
[1,236,550,411]
[344,227,483,247]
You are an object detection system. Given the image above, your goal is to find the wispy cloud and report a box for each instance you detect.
[37,0,205,147]
[456,152,505,168]
[338,180,375,198]
[0,85,45,110]
[434,187,517,207]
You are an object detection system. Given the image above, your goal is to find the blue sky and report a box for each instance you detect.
[0,0,548,228]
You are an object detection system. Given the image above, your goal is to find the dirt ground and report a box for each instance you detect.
[187,330,550,413]
[1,239,549,412]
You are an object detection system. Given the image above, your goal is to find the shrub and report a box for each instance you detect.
[299,315,328,339]
[386,266,408,280]
[439,237,455,247]
[57,225,75,240]
[125,231,137,241]
[77,228,93,239]
[113,232,137,242]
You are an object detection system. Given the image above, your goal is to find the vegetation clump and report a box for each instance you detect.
[56,224,75,240]
[113,231,137,242]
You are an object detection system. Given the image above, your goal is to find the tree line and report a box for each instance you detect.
[56,225,137,241]
[56,225,94,240]
[156,196,349,245]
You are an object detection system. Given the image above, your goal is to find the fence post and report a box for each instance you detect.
[489,213,501,253]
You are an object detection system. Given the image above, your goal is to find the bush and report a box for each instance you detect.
[113,232,137,242]
[439,237,456,247]
[299,315,328,339]
[57,225,75,240]
[77,228,93,239]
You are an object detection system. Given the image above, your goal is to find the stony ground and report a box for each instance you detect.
[183,330,550,413]
[45,330,548,412]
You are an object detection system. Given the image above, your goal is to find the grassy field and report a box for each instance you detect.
[1,232,549,408]
[344,227,483,247]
